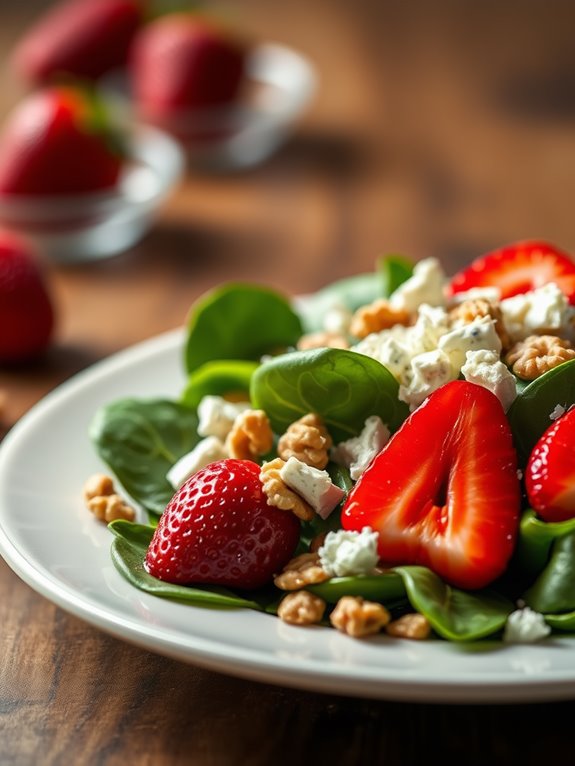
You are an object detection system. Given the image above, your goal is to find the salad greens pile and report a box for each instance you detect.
[90,256,575,642]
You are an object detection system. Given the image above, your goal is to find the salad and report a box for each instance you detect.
[87,240,575,644]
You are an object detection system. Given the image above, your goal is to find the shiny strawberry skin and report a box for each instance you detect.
[145,459,300,589]
[12,0,143,84]
[341,381,521,590]
[526,408,575,522]
[448,241,575,305]
[0,88,122,196]
[130,14,245,117]
[0,231,54,362]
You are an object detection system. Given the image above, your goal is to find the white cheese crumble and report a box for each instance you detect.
[550,403,567,421]
[438,315,502,371]
[322,302,353,335]
[279,457,345,519]
[448,286,502,305]
[331,416,390,480]
[499,283,575,343]
[197,395,251,440]
[318,527,380,577]
[389,257,448,312]
[399,349,455,410]
[167,437,228,488]
[461,349,518,412]
[503,607,551,644]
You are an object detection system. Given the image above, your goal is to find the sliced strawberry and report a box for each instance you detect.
[341,381,521,590]
[145,459,300,589]
[12,0,143,85]
[448,241,575,305]
[0,87,124,196]
[526,407,575,522]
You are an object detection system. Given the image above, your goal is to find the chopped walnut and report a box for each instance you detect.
[83,473,115,502]
[350,299,411,340]
[274,552,330,590]
[277,590,326,625]
[225,409,274,460]
[260,458,314,521]
[277,413,332,470]
[297,331,350,351]
[385,613,431,640]
[505,335,575,380]
[449,298,511,351]
[87,494,136,523]
[330,595,390,637]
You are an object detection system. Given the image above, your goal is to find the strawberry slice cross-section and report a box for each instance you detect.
[342,381,521,590]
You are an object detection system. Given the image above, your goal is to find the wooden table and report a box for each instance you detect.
[2,1,575,763]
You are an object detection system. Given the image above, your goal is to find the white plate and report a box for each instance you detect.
[1,329,575,704]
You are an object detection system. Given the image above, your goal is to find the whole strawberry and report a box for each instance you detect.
[12,0,143,85]
[0,87,124,197]
[130,14,246,123]
[0,231,54,363]
[145,459,300,589]
[526,407,575,522]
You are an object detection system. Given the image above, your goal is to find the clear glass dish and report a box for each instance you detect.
[0,125,185,263]
[104,43,318,172]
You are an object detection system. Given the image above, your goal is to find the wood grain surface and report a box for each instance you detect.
[2,1,575,763]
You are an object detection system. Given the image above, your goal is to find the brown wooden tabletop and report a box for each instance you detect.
[2,1,575,763]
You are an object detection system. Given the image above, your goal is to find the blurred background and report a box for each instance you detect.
[1,0,575,417]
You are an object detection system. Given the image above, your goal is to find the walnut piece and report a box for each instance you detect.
[309,532,327,553]
[330,596,390,637]
[449,298,511,351]
[505,335,575,380]
[260,458,315,521]
[274,552,330,590]
[350,299,411,340]
[297,331,350,351]
[277,590,326,625]
[385,613,431,640]
[84,473,135,523]
[225,409,274,460]
[277,413,332,470]
[83,473,115,502]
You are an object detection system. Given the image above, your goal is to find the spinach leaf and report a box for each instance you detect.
[184,283,303,374]
[181,359,258,409]
[251,347,409,442]
[377,253,414,297]
[507,359,575,466]
[543,612,575,632]
[523,534,575,614]
[109,521,267,611]
[515,509,575,577]
[394,566,514,641]
[90,398,200,518]
[309,573,406,604]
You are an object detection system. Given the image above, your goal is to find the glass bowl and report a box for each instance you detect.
[104,42,318,172]
[0,125,185,263]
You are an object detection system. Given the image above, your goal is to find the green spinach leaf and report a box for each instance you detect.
[377,253,414,297]
[523,534,575,614]
[90,398,200,518]
[185,283,303,374]
[515,509,575,577]
[181,359,258,409]
[309,573,406,604]
[251,347,409,442]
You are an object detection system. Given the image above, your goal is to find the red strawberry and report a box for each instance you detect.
[448,241,575,305]
[0,87,124,197]
[12,0,143,85]
[526,407,575,522]
[145,459,300,589]
[0,231,54,362]
[341,381,521,590]
[130,14,246,124]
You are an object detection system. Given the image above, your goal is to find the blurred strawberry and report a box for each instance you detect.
[0,87,124,197]
[12,0,144,85]
[0,231,54,363]
[130,13,246,126]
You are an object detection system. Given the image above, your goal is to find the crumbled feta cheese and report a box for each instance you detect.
[410,304,451,353]
[389,257,448,312]
[197,395,251,440]
[331,416,390,480]
[352,327,412,381]
[461,349,517,412]
[318,527,380,577]
[503,607,551,643]
[550,403,567,421]
[279,457,345,519]
[399,349,455,410]
[448,286,502,305]
[322,302,353,335]
[167,437,228,488]
[438,315,502,371]
[500,283,575,343]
